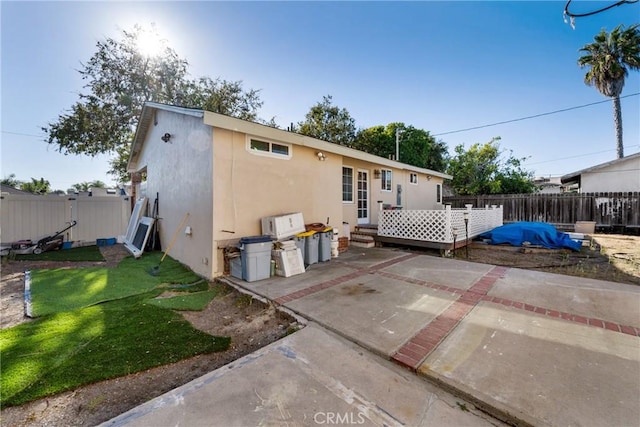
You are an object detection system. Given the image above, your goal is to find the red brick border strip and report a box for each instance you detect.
[393,266,506,370]
[480,295,640,337]
[274,253,419,305]
[377,271,465,295]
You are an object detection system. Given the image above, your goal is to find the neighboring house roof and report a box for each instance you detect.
[0,184,35,195]
[128,102,452,180]
[561,152,640,185]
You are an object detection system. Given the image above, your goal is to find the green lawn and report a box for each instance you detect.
[1,253,229,407]
[29,252,201,317]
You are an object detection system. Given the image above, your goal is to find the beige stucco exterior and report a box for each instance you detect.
[562,153,640,193]
[129,103,450,279]
[579,155,640,193]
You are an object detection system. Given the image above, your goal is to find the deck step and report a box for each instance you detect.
[350,232,374,241]
[350,238,375,248]
[354,227,378,236]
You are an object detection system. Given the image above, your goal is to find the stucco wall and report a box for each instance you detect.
[212,128,343,273]
[580,156,640,193]
[341,158,444,228]
[134,110,214,278]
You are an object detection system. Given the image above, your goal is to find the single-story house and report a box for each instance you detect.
[533,176,567,194]
[561,152,640,193]
[127,102,452,278]
[0,184,37,195]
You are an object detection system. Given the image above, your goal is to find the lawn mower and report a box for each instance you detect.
[10,220,77,255]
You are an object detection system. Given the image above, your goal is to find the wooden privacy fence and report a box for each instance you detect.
[0,194,131,244]
[444,192,640,228]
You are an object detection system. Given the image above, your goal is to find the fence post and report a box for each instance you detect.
[445,204,452,243]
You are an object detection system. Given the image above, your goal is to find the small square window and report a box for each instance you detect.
[410,173,418,184]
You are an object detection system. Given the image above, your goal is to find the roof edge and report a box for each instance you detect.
[203,111,452,179]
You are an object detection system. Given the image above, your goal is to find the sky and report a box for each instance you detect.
[1,1,639,191]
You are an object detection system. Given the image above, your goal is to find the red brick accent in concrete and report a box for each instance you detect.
[377,271,465,295]
[392,266,505,370]
[273,253,419,305]
[392,263,639,371]
[478,297,639,338]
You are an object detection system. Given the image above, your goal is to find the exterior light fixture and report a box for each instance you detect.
[161,133,172,143]
[316,152,326,161]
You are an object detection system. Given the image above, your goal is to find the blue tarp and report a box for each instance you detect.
[479,222,582,252]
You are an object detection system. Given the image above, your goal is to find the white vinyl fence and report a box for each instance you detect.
[378,204,503,244]
[0,194,131,244]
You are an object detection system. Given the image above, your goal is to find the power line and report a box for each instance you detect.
[1,130,45,138]
[523,145,639,166]
[564,0,638,18]
[432,93,640,137]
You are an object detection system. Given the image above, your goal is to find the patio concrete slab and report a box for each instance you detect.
[490,268,640,327]
[102,324,500,427]
[236,247,410,301]
[383,256,493,291]
[333,247,412,269]
[418,302,640,427]
[286,271,458,356]
[243,264,358,300]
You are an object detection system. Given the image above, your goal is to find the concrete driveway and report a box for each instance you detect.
[106,247,640,426]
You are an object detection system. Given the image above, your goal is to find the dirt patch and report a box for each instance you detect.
[455,233,640,286]
[0,245,298,426]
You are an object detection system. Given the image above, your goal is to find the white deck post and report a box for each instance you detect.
[445,204,452,242]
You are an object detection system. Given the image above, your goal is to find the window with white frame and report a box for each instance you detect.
[436,183,442,203]
[247,137,291,159]
[342,167,354,203]
[381,169,392,191]
[409,173,418,185]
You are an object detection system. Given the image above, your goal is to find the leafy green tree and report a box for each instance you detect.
[446,137,536,195]
[71,180,107,192]
[352,123,448,171]
[19,178,51,195]
[297,95,356,146]
[578,24,640,159]
[1,174,23,188]
[182,77,262,120]
[43,24,264,182]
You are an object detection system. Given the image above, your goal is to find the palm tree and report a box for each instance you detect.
[578,24,640,159]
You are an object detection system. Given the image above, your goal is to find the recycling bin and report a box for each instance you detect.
[239,235,273,282]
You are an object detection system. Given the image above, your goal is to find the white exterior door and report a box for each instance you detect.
[357,170,369,224]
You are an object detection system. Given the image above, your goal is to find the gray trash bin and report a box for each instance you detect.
[318,229,332,262]
[294,234,305,262]
[302,232,319,265]
[240,235,273,282]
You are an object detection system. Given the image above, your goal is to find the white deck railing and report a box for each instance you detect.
[377,204,503,244]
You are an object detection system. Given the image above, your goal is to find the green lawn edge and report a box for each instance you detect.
[29,253,201,317]
[1,292,230,407]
